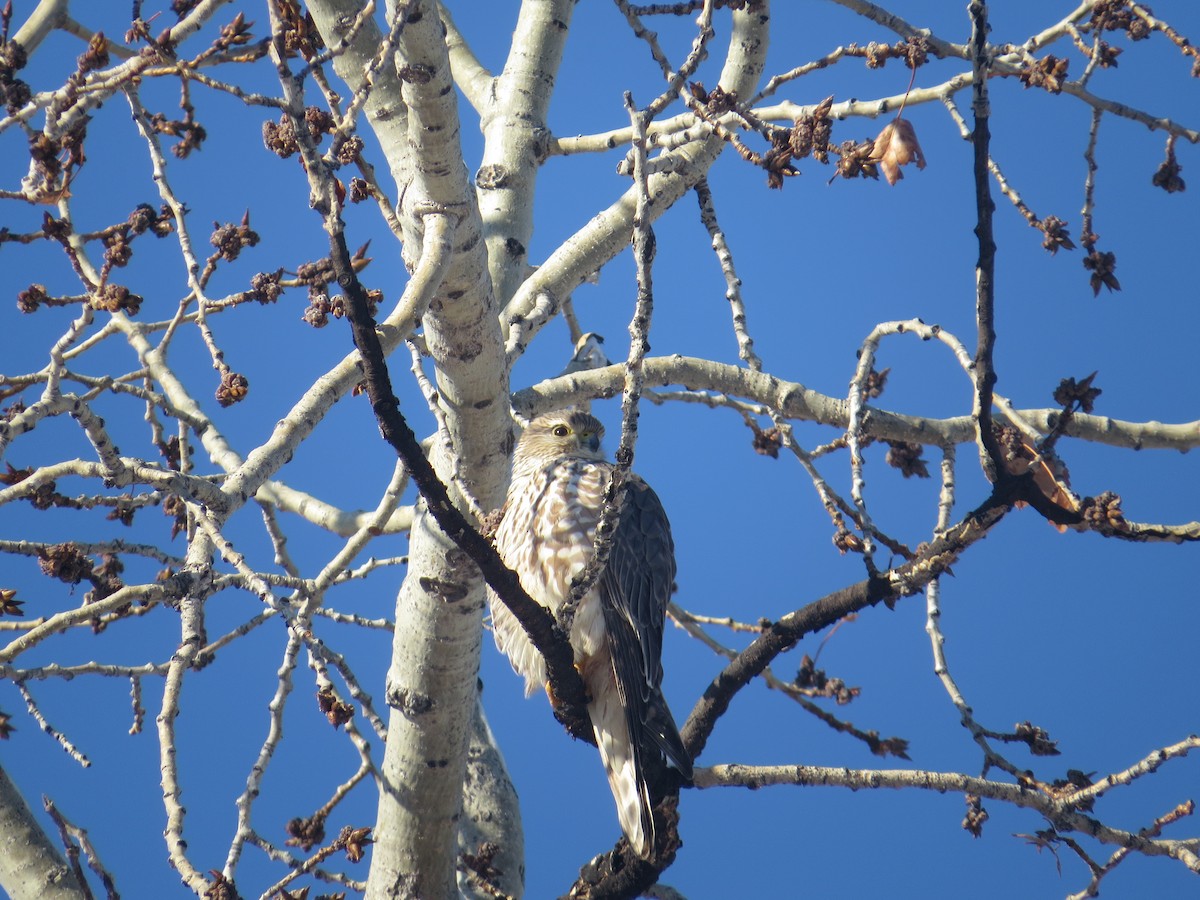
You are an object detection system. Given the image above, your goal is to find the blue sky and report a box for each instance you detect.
[1,2,1198,898]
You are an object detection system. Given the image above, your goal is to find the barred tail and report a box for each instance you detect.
[590,688,654,858]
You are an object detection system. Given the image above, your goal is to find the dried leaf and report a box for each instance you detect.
[872,118,926,186]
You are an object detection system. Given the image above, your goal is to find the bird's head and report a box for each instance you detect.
[513,410,606,475]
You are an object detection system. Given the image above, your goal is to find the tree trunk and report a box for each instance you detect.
[0,764,86,900]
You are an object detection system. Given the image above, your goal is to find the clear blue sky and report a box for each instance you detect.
[2,2,1198,898]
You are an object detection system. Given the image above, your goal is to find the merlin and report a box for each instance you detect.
[490,410,692,859]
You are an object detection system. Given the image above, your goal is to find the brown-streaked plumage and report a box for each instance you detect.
[489,410,692,859]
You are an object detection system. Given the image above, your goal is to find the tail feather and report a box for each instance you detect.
[644,691,693,784]
[590,690,655,858]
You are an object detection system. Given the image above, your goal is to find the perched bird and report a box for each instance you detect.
[557,332,610,377]
[490,410,692,859]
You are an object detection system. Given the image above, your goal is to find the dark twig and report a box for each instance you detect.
[682,483,1022,762]
[561,91,679,900]
[968,1,1002,482]
[562,92,655,628]
[44,794,117,899]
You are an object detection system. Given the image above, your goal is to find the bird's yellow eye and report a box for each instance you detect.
[551,424,570,438]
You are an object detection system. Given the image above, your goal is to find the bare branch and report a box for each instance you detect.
[695,756,1200,873]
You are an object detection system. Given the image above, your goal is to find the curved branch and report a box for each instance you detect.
[513,355,1200,453]
[257,480,415,537]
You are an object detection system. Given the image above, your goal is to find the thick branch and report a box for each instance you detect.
[0,763,86,900]
[457,696,525,899]
[513,356,1200,454]
[477,0,577,308]
[11,0,70,56]
[439,5,494,113]
[306,0,413,200]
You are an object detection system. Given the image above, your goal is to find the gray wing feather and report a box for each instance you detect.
[598,476,693,782]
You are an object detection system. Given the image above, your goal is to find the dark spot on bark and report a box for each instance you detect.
[475,164,509,190]
[457,339,483,363]
[419,575,469,602]
[388,686,435,718]
[398,63,434,84]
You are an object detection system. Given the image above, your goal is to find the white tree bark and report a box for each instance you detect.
[0,764,86,900]
[513,354,1200,453]
[330,1,512,896]
[474,0,577,308]
[457,696,525,899]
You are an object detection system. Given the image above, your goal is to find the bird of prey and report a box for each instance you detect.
[490,409,692,859]
[557,332,610,377]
